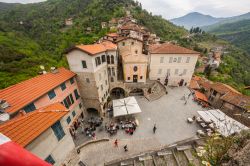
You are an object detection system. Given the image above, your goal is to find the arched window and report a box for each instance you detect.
[111,77,114,82]
[107,55,110,64]
[111,55,114,64]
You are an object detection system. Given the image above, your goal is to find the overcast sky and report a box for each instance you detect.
[1,0,250,19]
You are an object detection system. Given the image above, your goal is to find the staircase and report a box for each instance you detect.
[144,81,167,102]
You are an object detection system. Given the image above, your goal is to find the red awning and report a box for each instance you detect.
[194,91,208,102]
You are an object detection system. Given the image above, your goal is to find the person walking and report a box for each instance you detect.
[114,139,118,147]
[124,145,128,152]
[153,124,157,134]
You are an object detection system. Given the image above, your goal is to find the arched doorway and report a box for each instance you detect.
[87,108,99,116]
[110,87,125,99]
[179,79,184,86]
[129,88,144,96]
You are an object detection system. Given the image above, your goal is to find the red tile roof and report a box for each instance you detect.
[210,83,240,95]
[220,92,250,109]
[149,43,199,54]
[69,41,117,55]
[194,90,208,102]
[189,79,200,90]
[0,68,76,114]
[0,103,68,147]
[107,33,119,37]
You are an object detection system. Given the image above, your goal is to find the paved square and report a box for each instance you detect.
[75,87,207,165]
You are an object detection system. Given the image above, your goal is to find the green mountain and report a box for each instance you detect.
[170,12,223,29]
[206,19,250,54]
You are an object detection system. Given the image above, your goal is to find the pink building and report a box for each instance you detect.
[0,68,84,126]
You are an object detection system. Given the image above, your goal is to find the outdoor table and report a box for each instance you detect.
[196,117,203,123]
[187,118,194,123]
[200,123,207,128]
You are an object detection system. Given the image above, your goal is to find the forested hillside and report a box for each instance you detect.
[0,0,187,89]
[207,19,250,54]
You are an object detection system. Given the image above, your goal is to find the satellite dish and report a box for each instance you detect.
[40,65,45,70]
[0,113,10,122]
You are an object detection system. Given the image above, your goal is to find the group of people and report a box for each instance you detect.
[105,120,138,136]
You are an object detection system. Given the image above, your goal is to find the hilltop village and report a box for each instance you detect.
[0,14,250,166]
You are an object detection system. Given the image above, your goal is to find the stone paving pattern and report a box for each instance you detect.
[73,87,207,165]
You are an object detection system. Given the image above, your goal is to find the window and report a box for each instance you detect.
[131,42,134,45]
[135,50,138,54]
[108,67,111,76]
[140,76,143,79]
[95,57,101,66]
[24,103,36,113]
[111,77,114,82]
[169,57,173,63]
[101,55,106,63]
[69,94,74,104]
[173,58,177,62]
[128,77,130,80]
[107,55,110,64]
[158,69,162,74]
[60,83,66,91]
[74,89,80,100]
[111,55,114,64]
[133,66,138,72]
[177,57,182,63]
[186,57,190,63]
[51,121,65,141]
[122,42,125,46]
[66,116,71,124]
[45,155,55,165]
[48,90,56,100]
[167,69,170,74]
[70,78,74,84]
[175,69,179,75]
[102,97,104,102]
[112,67,115,76]
[101,84,103,91]
[160,57,164,63]
[183,69,187,75]
[86,78,90,83]
[79,103,82,109]
[81,61,87,68]
[72,111,76,117]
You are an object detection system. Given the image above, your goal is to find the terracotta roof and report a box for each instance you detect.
[194,90,208,102]
[107,33,119,37]
[149,43,199,54]
[69,41,117,55]
[0,68,75,114]
[210,83,240,95]
[189,79,200,90]
[197,79,212,91]
[120,24,141,32]
[220,92,250,109]
[0,103,68,147]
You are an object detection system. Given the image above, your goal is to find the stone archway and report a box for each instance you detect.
[129,88,144,96]
[86,108,99,116]
[110,87,125,99]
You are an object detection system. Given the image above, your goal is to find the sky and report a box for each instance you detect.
[1,0,250,19]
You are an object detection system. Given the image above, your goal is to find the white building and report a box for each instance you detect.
[66,41,118,114]
[149,43,199,86]
[0,103,75,166]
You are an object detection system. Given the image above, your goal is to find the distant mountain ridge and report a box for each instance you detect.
[170,12,224,29]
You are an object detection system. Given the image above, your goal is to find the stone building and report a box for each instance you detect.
[0,103,75,166]
[65,41,118,115]
[117,37,148,83]
[149,43,199,86]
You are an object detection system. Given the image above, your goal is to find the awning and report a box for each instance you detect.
[112,97,142,117]
[197,109,248,137]
[194,91,208,102]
